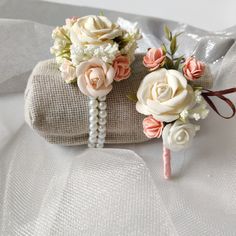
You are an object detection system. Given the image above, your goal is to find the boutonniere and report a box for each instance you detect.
[51,15,141,148]
[134,26,236,179]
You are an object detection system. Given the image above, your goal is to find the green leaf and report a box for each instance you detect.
[65,77,77,84]
[126,93,138,102]
[56,50,70,58]
[170,35,177,55]
[193,86,203,91]
[165,56,174,69]
[176,32,183,37]
[174,55,185,60]
[161,44,167,54]
[164,25,172,41]
[174,56,184,70]
[99,10,105,16]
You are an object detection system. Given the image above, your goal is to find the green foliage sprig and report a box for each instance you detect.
[162,25,184,70]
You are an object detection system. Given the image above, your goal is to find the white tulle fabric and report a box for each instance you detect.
[0,138,176,235]
[1,0,236,235]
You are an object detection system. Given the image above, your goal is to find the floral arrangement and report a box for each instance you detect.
[134,26,236,179]
[50,15,141,97]
[51,15,141,148]
[50,17,236,175]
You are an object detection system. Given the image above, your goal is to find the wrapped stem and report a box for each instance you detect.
[163,145,171,179]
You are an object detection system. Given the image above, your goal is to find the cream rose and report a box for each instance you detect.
[136,69,195,122]
[76,58,115,97]
[162,120,199,151]
[70,15,122,44]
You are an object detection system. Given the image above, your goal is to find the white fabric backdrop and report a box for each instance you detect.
[0,0,236,235]
[43,0,236,31]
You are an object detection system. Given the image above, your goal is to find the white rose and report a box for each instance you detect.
[70,15,122,44]
[162,120,200,151]
[136,68,195,122]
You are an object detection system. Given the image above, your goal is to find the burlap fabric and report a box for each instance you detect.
[25,54,213,146]
[25,54,149,145]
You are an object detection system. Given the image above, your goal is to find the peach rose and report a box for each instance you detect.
[143,115,164,138]
[143,48,166,71]
[183,57,205,81]
[113,55,131,81]
[76,58,115,97]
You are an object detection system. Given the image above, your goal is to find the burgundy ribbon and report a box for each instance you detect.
[201,88,236,119]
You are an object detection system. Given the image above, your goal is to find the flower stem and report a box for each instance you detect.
[163,145,171,179]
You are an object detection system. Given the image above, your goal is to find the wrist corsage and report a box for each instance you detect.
[135,26,236,179]
[51,15,141,148]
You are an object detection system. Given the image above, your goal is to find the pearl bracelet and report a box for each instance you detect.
[88,96,107,148]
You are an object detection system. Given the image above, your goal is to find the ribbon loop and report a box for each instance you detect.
[202,88,236,119]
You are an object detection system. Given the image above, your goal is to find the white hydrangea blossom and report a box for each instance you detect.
[70,44,85,65]
[70,42,119,65]
[120,23,142,62]
[188,102,209,121]
[91,43,119,63]
[180,110,189,120]
[50,26,71,64]
[121,40,138,63]
[180,90,210,122]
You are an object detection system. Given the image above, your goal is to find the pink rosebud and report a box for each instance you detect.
[113,55,131,81]
[183,57,205,81]
[143,115,164,139]
[143,48,166,71]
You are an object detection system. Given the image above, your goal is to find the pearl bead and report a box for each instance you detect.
[99,110,107,118]
[99,129,106,135]
[97,138,105,144]
[89,99,98,107]
[89,129,98,135]
[98,132,106,139]
[98,125,106,133]
[99,118,107,125]
[89,116,98,124]
[89,131,98,139]
[96,143,104,148]
[89,123,98,131]
[88,96,107,148]
[98,96,106,102]
[98,102,107,110]
[89,108,98,116]
[89,136,97,144]
[88,143,96,148]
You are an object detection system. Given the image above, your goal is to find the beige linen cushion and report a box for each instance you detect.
[24,54,212,146]
[25,54,150,145]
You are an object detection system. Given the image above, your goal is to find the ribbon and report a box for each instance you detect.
[201,88,236,119]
